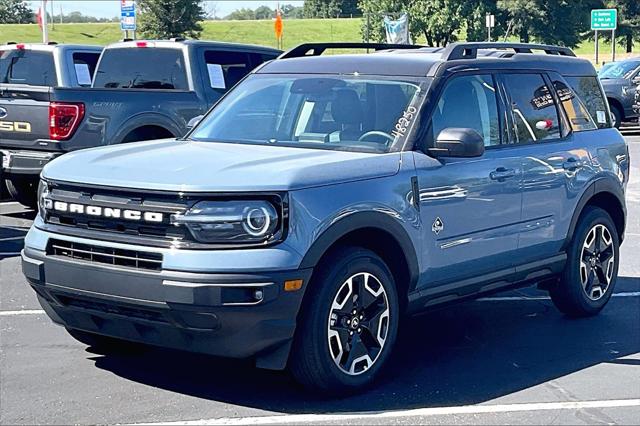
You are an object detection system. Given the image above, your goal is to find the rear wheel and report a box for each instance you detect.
[550,207,619,317]
[289,247,399,394]
[5,175,38,209]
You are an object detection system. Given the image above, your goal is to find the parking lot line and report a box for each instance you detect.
[142,399,640,425]
[0,309,45,316]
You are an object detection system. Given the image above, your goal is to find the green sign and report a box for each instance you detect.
[591,9,617,30]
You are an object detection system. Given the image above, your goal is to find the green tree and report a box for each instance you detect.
[303,0,348,18]
[0,0,33,24]
[254,5,274,20]
[358,0,464,46]
[137,0,205,39]
[609,0,640,52]
[225,8,255,20]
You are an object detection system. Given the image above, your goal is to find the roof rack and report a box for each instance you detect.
[442,42,575,60]
[279,42,423,59]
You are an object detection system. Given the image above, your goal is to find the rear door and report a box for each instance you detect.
[498,72,594,263]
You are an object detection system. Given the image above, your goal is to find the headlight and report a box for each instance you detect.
[37,179,51,219]
[171,200,281,244]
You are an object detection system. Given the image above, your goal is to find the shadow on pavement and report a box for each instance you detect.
[90,276,640,413]
[0,225,28,260]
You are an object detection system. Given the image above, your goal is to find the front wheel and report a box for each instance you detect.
[550,207,619,317]
[289,247,399,394]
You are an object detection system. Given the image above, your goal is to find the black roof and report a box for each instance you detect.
[259,42,596,78]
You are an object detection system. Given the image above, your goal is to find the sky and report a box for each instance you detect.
[27,1,304,19]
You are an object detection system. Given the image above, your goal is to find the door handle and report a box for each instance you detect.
[562,157,583,171]
[490,167,517,181]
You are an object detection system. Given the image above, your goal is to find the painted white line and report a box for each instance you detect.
[478,292,640,302]
[0,201,20,207]
[141,399,640,425]
[0,309,45,316]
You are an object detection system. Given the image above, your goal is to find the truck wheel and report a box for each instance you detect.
[610,104,622,129]
[550,207,619,317]
[289,247,399,394]
[5,176,38,209]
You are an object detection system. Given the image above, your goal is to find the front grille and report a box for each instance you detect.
[47,239,163,271]
[44,183,191,243]
[55,294,167,323]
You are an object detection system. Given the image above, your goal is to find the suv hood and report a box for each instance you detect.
[42,139,402,192]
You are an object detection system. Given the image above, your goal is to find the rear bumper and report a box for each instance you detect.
[22,246,312,370]
[1,149,62,175]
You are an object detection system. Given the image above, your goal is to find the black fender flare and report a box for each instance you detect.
[563,177,627,250]
[113,113,182,144]
[299,211,420,292]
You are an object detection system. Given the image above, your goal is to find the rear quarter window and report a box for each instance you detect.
[0,49,57,86]
[72,52,100,86]
[93,47,189,90]
[565,76,611,129]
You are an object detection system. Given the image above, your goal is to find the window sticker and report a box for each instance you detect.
[206,63,226,89]
[74,63,92,85]
[596,110,607,124]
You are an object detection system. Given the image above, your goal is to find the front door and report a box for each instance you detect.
[413,73,523,289]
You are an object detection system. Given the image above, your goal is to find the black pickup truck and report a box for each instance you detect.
[0,39,281,207]
[0,42,103,201]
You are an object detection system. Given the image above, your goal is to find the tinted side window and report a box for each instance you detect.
[0,50,57,86]
[93,48,188,90]
[503,74,560,144]
[552,79,597,132]
[72,52,100,86]
[429,74,500,147]
[565,76,610,129]
[203,50,253,91]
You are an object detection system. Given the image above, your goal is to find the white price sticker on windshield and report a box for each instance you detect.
[74,63,92,86]
[596,110,606,124]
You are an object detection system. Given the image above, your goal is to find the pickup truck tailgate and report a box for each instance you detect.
[0,85,52,150]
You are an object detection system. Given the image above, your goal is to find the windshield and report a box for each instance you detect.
[190,74,426,153]
[599,60,640,79]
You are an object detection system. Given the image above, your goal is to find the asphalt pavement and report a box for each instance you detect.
[1,131,639,425]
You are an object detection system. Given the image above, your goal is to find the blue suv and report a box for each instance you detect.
[21,42,629,394]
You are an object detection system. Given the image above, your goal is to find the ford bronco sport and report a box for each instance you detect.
[21,42,629,394]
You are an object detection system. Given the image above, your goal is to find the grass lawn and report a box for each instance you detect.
[1,18,636,63]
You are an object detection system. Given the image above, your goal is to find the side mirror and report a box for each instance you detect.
[427,128,485,158]
[187,115,204,130]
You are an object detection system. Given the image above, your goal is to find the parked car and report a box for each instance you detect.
[0,42,102,201]
[22,42,628,394]
[0,39,281,208]
[634,83,640,124]
[598,57,640,127]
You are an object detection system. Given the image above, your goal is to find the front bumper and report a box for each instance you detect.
[1,149,62,175]
[21,243,312,370]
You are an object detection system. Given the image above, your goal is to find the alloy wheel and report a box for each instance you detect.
[580,224,615,301]
[327,272,390,376]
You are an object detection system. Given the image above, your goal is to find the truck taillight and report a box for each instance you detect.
[49,102,85,140]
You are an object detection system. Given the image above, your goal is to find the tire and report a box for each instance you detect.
[5,175,38,209]
[289,247,399,395]
[65,328,141,352]
[610,104,622,129]
[550,206,619,317]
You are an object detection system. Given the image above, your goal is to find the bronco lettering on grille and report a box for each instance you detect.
[45,200,164,223]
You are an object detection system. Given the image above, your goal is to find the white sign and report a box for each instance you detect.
[486,14,495,28]
[383,13,411,45]
[207,64,226,89]
[74,63,92,86]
